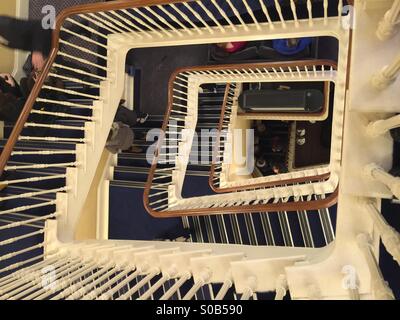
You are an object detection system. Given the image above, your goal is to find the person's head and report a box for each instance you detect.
[256,122,267,134]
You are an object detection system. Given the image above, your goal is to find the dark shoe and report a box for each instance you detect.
[138,113,149,124]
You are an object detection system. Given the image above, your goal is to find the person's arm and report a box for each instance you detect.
[31,51,46,71]
[31,22,52,71]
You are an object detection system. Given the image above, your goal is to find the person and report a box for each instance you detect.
[0,16,52,72]
[106,100,149,154]
[0,16,52,123]
[114,100,149,126]
[0,73,25,122]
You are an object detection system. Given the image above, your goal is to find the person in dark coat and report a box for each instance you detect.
[0,74,25,122]
[0,16,52,71]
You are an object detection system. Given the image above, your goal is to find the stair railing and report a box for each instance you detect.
[144,61,342,217]
[209,60,337,193]
[0,0,354,299]
[0,220,315,300]
[0,0,350,236]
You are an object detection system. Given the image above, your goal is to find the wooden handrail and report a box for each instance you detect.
[143,60,339,218]
[209,64,336,193]
[0,0,193,177]
[0,0,342,217]
[144,186,339,218]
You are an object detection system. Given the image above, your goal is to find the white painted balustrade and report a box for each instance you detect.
[371,53,400,90]
[146,60,346,215]
[356,233,395,300]
[0,0,398,301]
[364,200,400,265]
[0,221,326,300]
[366,114,400,137]
[364,163,400,199]
[0,0,350,236]
[376,0,400,41]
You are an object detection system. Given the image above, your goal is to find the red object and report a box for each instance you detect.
[224,41,247,53]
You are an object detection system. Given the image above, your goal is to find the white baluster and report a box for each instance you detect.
[290,0,299,28]
[376,0,400,41]
[257,0,273,28]
[50,263,102,300]
[0,187,68,201]
[40,262,98,300]
[0,175,66,186]
[19,136,87,143]
[57,51,107,72]
[160,272,191,300]
[364,201,400,265]
[0,254,46,275]
[67,264,118,300]
[53,63,106,80]
[137,274,170,300]
[196,1,225,33]
[60,26,108,48]
[226,0,249,31]
[357,233,395,300]
[243,0,261,30]
[371,53,400,90]
[182,2,214,34]
[364,163,400,199]
[0,201,56,215]
[323,0,328,25]
[144,6,184,36]
[0,213,59,231]
[274,0,286,28]
[41,85,100,100]
[0,243,44,263]
[240,276,257,300]
[66,17,109,39]
[48,72,101,88]
[210,0,237,31]
[0,228,42,247]
[64,263,115,299]
[97,11,141,39]
[274,274,288,300]
[59,40,107,60]
[83,267,132,300]
[116,268,159,300]
[5,162,79,171]
[307,0,313,26]
[156,5,194,35]
[366,114,400,137]
[110,10,159,38]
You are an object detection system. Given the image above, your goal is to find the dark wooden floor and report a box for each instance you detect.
[294,120,331,168]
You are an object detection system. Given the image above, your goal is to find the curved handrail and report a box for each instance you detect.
[143,60,339,218]
[209,61,336,193]
[0,0,190,176]
[0,0,343,219]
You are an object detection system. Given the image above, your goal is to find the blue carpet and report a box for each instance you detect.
[108,185,187,241]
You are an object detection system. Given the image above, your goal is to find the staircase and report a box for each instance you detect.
[0,0,399,300]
